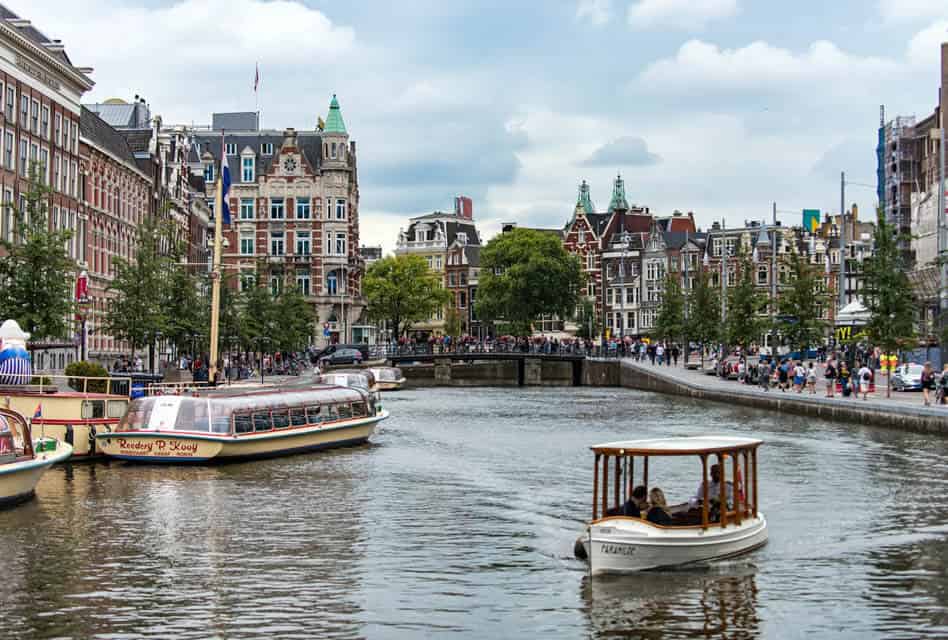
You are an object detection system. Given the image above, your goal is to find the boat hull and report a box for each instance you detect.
[0,440,73,508]
[96,412,387,464]
[584,514,768,574]
[376,379,406,391]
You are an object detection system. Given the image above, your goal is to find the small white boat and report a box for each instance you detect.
[368,367,406,391]
[96,384,387,463]
[319,369,378,393]
[0,407,73,507]
[577,436,767,574]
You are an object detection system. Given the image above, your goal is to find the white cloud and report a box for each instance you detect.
[628,0,738,30]
[879,0,948,22]
[639,39,898,97]
[576,0,612,26]
[907,21,948,66]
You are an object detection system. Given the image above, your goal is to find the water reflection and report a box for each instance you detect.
[582,563,760,638]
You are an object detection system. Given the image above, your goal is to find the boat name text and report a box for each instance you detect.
[116,438,199,456]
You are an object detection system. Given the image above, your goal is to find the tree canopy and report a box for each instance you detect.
[653,270,685,342]
[725,255,769,349]
[363,255,450,338]
[774,252,828,354]
[862,207,915,354]
[686,266,720,348]
[475,228,583,335]
[0,166,76,342]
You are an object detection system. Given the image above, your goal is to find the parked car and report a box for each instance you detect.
[891,363,925,391]
[312,343,370,364]
[319,348,363,368]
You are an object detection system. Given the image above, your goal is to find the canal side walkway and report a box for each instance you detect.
[620,360,948,436]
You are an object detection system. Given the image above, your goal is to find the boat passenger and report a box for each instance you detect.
[690,464,733,509]
[646,488,673,526]
[623,485,648,517]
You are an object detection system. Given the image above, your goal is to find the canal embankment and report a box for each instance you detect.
[398,357,947,435]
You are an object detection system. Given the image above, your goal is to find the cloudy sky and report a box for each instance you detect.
[14,0,948,251]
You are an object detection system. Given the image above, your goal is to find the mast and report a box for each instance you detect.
[208,148,224,383]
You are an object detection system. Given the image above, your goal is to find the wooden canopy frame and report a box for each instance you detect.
[590,440,761,530]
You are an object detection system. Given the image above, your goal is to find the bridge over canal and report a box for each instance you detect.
[387,352,615,387]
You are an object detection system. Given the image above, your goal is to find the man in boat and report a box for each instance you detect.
[690,464,733,510]
[606,485,648,518]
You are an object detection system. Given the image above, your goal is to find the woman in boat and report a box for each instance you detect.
[646,487,672,526]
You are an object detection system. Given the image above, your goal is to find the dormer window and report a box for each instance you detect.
[225,143,237,156]
[241,155,255,182]
[261,142,273,155]
[457,232,468,245]
[204,163,215,183]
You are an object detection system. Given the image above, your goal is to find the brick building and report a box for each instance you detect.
[190,97,364,346]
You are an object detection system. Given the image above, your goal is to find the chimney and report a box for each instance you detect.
[454,195,473,220]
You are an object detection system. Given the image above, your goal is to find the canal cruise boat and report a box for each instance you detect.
[368,367,406,391]
[96,384,387,463]
[1,376,131,460]
[0,407,73,507]
[577,436,767,574]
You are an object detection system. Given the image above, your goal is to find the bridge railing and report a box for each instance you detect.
[373,343,624,359]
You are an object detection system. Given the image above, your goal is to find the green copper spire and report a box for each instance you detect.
[324,94,347,134]
[608,173,629,212]
[576,180,595,215]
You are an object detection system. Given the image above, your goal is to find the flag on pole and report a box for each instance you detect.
[33,403,42,419]
[254,62,259,93]
[219,132,232,225]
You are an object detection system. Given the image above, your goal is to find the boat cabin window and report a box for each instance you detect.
[176,400,210,432]
[119,399,155,431]
[108,400,129,419]
[289,408,307,427]
[323,405,338,421]
[209,403,231,434]
[272,410,290,429]
[82,400,105,419]
[234,414,253,434]
[337,404,352,419]
[253,413,272,432]
[0,416,15,460]
[352,401,367,417]
[306,405,323,423]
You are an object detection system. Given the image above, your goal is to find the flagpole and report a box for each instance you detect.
[208,147,225,384]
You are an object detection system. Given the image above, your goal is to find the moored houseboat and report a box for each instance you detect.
[96,384,387,463]
[0,407,73,507]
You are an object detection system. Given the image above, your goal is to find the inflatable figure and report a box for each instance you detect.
[0,320,32,385]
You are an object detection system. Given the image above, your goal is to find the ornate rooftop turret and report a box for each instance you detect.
[608,173,629,213]
[576,179,595,216]
[324,94,347,134]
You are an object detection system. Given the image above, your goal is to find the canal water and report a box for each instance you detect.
[1,387,946,639]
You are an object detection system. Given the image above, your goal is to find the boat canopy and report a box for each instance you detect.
[116,385,373,434]
[321,370,376,389]
[371,367,403,381]
[592,436,762,457]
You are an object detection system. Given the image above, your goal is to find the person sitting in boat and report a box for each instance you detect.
[690,464,733,509]
[646,487,673,526]
[605,485,648,517]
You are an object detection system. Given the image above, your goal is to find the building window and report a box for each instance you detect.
[296,231,310,255]
[261,142,273,155]
[335,232,346,256]
[240,234,254,255]
[434,255,442,269]
[296,197,310,219]
[225,143,237,155]
[327,271,338,295]
[41,106,50,140]
[757,266,768,285]
[239,274,255,292]
[72,122,78,153]
[459,291,467,309]
[241,156,254,182]
[53,155,60,190]
[270,198,285,219]
[270,231,285,255]
[30,100,39,134]
[335,198,346,220]
[330,142,337,159]
[39,149,48,184]
[18,140,27,177]
[240,198,254,220]
[19,95,28,126]
[3,132,12,170]
[55,113,62,146]
[270,275,283,296]
[4,87,13,122]
[296,272,311,296]
[586,253,594,270]
[204,163,215,183]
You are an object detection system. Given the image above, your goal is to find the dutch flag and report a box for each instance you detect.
[33,404,42,419]
[219,132,232,225]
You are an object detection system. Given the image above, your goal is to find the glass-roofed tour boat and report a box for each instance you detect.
[576,436,767,574]
[96,384,387,463]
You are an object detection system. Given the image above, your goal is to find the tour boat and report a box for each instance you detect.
[368,366,406,391]
[576,436,767,574]
[96,384,387,463]
[319,369,378,392]
[0,407,73,507]
[1,377,131,460]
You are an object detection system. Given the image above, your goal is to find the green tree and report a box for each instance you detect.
[161,239,203,357]
[574,298,599,340]
[774,252,828,356]
[103,214,168,365]
[0,165,76,343]
[273,286,316,351]
[654,271,685,342]
[239,281,279,350]
[686,267,720,366]
[444,306,463,337]
[725,255,769,349]
[862,208,915,396]
[363,255,451,339]
[475,228,583,336]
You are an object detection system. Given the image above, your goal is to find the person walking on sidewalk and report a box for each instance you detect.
[824,357,837,397]
[758,359,771,392]
[806,362,817,394]
[921,361,936,406]
[856,362,872,401]
[671,344,680,367]
[656,343,665,366]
